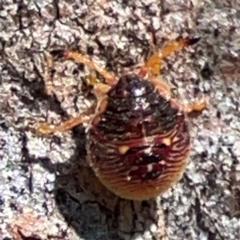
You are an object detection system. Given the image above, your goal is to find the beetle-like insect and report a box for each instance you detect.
[38,37,206,200]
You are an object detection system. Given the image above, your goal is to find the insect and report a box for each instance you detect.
[38,37,206,200]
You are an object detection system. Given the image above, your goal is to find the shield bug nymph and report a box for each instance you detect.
[38,37,206,200]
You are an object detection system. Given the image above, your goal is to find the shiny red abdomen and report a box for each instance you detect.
[87,74,190,200]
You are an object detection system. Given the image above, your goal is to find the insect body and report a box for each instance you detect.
[38,37,206,200]
[87,74,190,200]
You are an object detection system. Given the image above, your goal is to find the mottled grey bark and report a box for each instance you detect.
[0,0,240,239]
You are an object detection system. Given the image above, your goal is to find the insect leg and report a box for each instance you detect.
[36,79,110,135]
[36,51,115,135]
[37,115,91,134]
[146,76,172,100]
[64,50,117,86]
[181,98,207,114]
[140,37,201,77]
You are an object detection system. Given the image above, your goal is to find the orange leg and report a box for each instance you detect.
[37,115,91,134]
[140,37,201,77]
[171,97,207,114]
[85,73,111,99]
[37,51,115,135]
[140,37,206,112]
[147,75,207,113]
[64,50,117,86]
[147,76,172,100]
[37,81,110,134]
[181,98,207,114]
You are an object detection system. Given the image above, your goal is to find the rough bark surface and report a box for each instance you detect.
[0,0,240,239]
